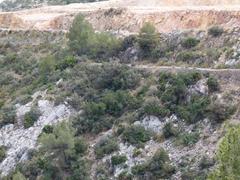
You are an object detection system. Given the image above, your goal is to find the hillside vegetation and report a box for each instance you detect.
[0,14,239,180]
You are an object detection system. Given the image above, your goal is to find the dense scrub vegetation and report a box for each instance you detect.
[0,15,238,180]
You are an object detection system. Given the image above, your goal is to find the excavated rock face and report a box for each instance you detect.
[0,0,239,33]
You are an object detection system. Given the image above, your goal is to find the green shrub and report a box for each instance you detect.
[138,22,159,58]
[12,171,26,180]
[111,155,127,166]
[181,37,200,49]
[39,55,56,83]
[207,76,220,93]
[147,148,175,178]
[91,64,141,91]
[131,164,147,176]
[176,51,202,63]
[0,146,6,162]
[0,106,16,127]
[178,132,199,146]
[122,125,151,146]
[177,96,210,123]
[68,14,121,59]
[102,91,140,116]
[162,122,179,138]
[74,137,88,155]
[208,26,224,37]
[132,148,175,178]
[42,125,53,134]
[142,98,170,118]
[94,136,119,159]
[23,107,41,128]
[207,101,236,123]
[56,56,77,71]
[208,126,240,179]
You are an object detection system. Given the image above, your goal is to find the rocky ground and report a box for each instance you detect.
[0,0,239,33]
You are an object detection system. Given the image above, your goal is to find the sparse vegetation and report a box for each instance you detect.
[132,148,175,178]
[23,107,41,128]
[111,155,127,166]
[208,26,224,37]
[0,146,6,162]
[181,37,200,49]
[94,136,119,159]
[122,125,151,146]
[207,76,220,93]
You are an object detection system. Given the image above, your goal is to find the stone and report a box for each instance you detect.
[0,99,72,176]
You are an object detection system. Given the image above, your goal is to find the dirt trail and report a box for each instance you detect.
[0,0,239,32]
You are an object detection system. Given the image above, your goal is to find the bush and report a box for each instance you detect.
[12,171,26,180]
[122,125,151,146]
[0,106,16,127]
[208,126,240,179]
[176,96,210,123]
[178,132,199,146]
[208,26,224,37]
[132,148,175,178]
[147,148,175,178]
[207,101,236,123]
[74,138,88,155]
[39,55,56,83]
[0,146,6,162]
[56,56,77,71]
[111,155,127,166]
[138,22,159,57]
[94,136,119,159]
[176,51,202,63]
[181,37,200,49]
[68,14,121,59]
[23,107,41,128]
[142,98,170,118]
[162,122,179,138]
[102,91,141,116]
[207,76,220,93]
[42,125,53,134]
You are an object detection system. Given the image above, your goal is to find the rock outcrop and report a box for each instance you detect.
[0,92,72,176]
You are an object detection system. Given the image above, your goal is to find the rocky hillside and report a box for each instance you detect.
[0,12,240,179]
[0,0,240,180]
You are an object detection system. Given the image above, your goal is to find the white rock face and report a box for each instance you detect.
[188,79,208,96]
[134,116,164,133]
[0,99,72,176]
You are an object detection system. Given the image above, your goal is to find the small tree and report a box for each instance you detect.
[138,22,159,57]
[208,126,240,179]
[68,14,95,56]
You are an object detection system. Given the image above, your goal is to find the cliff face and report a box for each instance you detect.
[0,0,239,33]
